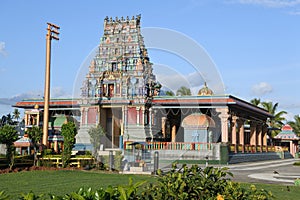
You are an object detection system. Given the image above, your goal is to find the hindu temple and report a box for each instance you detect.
[15,15,292,164]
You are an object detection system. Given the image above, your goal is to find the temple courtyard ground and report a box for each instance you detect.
[223,158,300,185]
[158,158,300,185]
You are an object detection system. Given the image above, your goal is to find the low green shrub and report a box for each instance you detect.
[142,164,273,199]
[42,149,53,156]
[0,190,9,200]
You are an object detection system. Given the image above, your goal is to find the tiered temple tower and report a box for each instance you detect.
[78,15,161,149]
[81,15,159,99]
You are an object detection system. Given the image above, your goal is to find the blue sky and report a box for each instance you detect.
[0,0,300,121]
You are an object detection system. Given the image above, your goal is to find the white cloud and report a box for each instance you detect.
[9,87,71,101]
[0,41,8,56]
[251,82,273,96]
[287,9,300,14]
[11,90,43,100]
[236,0,300,8]
[51,87,72,98]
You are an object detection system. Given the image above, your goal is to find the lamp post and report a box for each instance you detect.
[42,23,60,146]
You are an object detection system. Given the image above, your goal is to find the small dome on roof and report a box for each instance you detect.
[198,82,213,96]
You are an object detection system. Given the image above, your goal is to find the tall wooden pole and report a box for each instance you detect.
[42,23,60,146]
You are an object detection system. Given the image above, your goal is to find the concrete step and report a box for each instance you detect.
[228,152,281,164]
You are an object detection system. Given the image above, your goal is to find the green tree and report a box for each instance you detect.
[0,125,18,169]
[61,122,77,168]
[0,114,14,127]
[250,98,261,106]
[288,115,300,136]
[12,109,20,122]
[176,86,191,96]
[262,101,287,137]
[5,114,13,125]
[88,124,106,156]
[165,90,175,96]
[26,126,43,166]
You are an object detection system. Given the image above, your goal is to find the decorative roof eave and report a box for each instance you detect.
[228,95,273,118]
[152,95,273,119]
[152,95,233,106]
[273,138,300,141]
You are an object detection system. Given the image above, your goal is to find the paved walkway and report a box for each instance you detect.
[159,159,300,185]
[226,159,300,185]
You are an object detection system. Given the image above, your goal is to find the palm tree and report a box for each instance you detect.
[288,115,300,136]
[261,101,287,137]
[5,114,13,125]
[250,98,261,106]
[176,86,191,96]
[13,109,20,122]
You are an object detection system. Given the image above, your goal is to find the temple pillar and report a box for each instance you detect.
[121,106,126,136]
[238,119,245,153]
[24,114,28,126]
[148,108,152,138]
[136,107,140,125]
[141,107,145,125]
[36,113,40,126]
[250,121,257,153]
[263,124,268,152]
[162,117,167,138]
[54,141,58,152]
[217,108,229,143]
[257,124,263,152]
[231,116,238,153]
[171,124,176,142]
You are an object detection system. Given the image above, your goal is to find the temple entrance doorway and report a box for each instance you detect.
[100,107,122,148]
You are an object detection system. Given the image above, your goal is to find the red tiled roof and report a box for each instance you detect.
[15,99,79,108]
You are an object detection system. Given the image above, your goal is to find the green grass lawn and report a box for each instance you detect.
[0,170,156,199]
[0,170,299,199]
[240,182,300,200]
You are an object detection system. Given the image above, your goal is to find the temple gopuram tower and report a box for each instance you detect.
[78,15,161,149]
